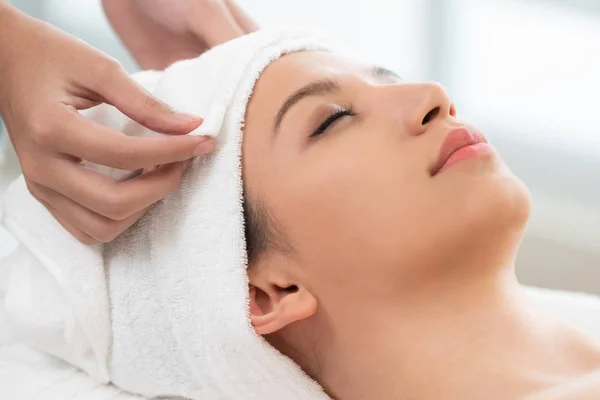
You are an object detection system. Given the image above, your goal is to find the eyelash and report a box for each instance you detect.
[310,105,356,138]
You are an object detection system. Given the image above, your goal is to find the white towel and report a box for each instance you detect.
[525,286,600,340]
[0,344,143,400]
[0,29,338,399]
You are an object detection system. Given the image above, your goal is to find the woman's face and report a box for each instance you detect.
[243,51,530,309]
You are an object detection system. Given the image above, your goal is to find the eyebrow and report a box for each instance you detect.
[371,65,401,81]
[273,66,401,134]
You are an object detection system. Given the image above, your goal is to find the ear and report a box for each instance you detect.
[248,268,317,335]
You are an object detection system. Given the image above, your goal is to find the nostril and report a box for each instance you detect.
[422,106,440,125]
[449,104,457,117]
[284,285,298,293]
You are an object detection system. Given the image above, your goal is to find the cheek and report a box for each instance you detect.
[273,141,431,275]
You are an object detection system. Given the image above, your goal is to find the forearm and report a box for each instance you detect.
[0,2,18,35]
[102,0,257,71]
[0,2,22,74]
[0,2,14,38]
[0,2,13,87]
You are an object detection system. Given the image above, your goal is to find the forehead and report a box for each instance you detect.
[253,51,367,105]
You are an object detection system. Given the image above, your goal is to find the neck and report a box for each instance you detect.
[318,269,600,400]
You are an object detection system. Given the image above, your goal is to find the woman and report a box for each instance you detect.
[238,50,600,399]
[2,28,600,400]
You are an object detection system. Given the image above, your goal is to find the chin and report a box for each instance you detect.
[430,155,531,256]
[460,165,532,248]
[414,173,530,281]
[444,153,530,222]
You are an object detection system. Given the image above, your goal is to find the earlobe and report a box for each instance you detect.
[249,284,317,335]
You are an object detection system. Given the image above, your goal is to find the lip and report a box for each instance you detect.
[429,126,491,176]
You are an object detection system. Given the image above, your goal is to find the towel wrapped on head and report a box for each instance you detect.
[0,29,339,399]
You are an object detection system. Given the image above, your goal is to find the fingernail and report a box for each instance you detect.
[193,139,215,156]
[175,113,203,124]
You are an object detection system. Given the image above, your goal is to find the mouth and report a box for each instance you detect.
[429,126,493,176]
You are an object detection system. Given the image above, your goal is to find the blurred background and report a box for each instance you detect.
[1,0,599,294]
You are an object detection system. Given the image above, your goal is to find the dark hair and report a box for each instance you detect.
[243,195,270,265]
[243,194,293,265]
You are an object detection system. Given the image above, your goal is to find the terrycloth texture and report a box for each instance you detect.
[0,344,143,400]
[0,29,337,399]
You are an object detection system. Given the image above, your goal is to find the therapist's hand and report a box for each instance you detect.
[102,0,258,70]
[0,4,214,244]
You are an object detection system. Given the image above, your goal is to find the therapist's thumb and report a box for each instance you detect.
[96,64,203,135]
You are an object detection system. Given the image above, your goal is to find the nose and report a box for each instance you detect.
[390,82,455,136]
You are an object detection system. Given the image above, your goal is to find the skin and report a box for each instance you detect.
[242,51,600,399]
[0,0,254,244]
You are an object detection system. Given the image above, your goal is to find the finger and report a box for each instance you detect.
[26,179,95,243]
[55,109,214,169]
[41,158,190,221]
[225,0,259,33]
[37,196,97,245]
[91,62,204,135]
[34,182,150,242]
[190,1,246,47]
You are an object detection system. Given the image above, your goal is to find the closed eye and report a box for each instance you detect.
[310,106,356,138]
